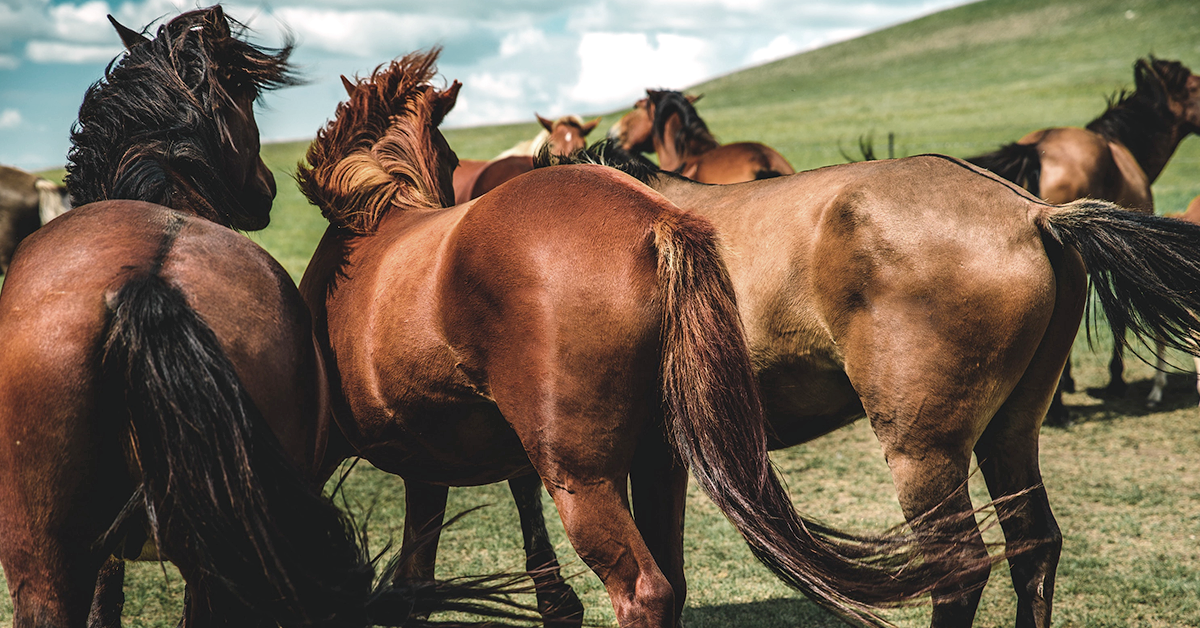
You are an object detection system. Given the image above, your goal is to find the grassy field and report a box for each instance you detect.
[4,0,1200,625]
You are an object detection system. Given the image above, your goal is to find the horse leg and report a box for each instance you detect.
[87,556,126,628]
[1107,332,1127,397]
[509,474,584,628]
[393,480,449,586]
[629,430,689,624]
[1147,335,1169,408]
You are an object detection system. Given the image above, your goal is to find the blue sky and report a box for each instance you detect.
[0,0,970,170]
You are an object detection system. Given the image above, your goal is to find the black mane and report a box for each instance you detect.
[65,7,296,227]
[536,138,685,186]
[1085,57,1193,161]
[648,90,720,163]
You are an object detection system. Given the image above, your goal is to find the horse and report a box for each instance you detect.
[0,9,527,627]
[0,165,71,274]
[453,114,601,203]
[297,49,1009,628]
[967,57,1200,420]
[538,139,1200,628]
[608,90,794,183]
[1147,193,1200,407]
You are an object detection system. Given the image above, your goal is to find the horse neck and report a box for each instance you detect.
[1086,100,1190,183]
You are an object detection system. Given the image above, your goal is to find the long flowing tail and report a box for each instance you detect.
[103,273,533,626]
[966,142,1041,193]
[652,211,998,627]
[1040,199,1200,356]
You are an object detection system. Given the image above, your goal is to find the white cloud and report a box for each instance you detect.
[570,32,710,105]
[0,109,22,129]
[0,55,19,70]
[748,35,801,65]
[26,41,123,64]
[49,1,118,44]
[500,27,549,57]
[272,7,470,57]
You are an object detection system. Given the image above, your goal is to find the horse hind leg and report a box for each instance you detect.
[1147,335,1169,408]
[393,480,450,587]
[629,431,689,625]
[509,474,584,628]
[1107,333,1128,397]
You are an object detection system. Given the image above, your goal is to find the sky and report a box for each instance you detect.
[0,0,971,170]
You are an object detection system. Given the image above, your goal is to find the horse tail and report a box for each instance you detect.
[1039,199,1200,355]
[34,178,71,225]
[966,142,1041,193]
[103,271,375,624]
[103,272,531,625]
[652,210,996,627]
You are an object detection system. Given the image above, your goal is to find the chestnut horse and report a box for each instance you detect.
[297,50,1006,628]
[541,140,1200,628]
[0,165,70,274]
[608,90,794,183]
[0,10,524,627]
[1148,193,1200,407]
[453,114,601,203]
[968,57,1200,419]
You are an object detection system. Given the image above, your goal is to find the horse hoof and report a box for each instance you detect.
[539,585,584,628]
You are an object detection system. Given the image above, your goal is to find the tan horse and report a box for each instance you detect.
[545,142,1200,628]
[453,114,601,203]
[609,90,794,183]
[1148,193,1200,407]
[968,57,1200,419]
[297,51,1008,628]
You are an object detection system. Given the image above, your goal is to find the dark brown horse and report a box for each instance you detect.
[1148,193,1200,407]
[0,10,526,628]
[452,114,601,204]
[297,50,1006,628]
[0,165,70,274]
[608,90,794,183]
[540,140,1200,628]
[968,57,1200,419]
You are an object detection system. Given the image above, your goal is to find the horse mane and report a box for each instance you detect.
[65,7,295,226]
[298,49,460,234]
[1085,57,1193,156]
[535,138,677,186]
[648,90,720,161]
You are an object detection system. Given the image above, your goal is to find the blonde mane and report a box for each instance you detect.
[299,49,459,234]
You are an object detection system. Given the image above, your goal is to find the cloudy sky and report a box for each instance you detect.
[0,0,970,170]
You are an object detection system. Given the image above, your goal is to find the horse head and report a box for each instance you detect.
[609,97,655,153]
[69,8,297,231]
[536,114,601,156]
[1135,57,1200,135]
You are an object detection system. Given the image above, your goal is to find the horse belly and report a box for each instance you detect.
[757,356,864,449]
[354,401,532,486]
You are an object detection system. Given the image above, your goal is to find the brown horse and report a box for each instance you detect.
[0,10,526,628]
[452,114,601,203]
[542,140,1200,628]
[0,165,70,274]
[297,50,1007,628]
[608,90,794,183]
[1148,193,1200,407]
[968,57,1200,419]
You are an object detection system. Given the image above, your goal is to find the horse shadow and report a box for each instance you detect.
[1059,373,1198,426]
[682,597,847,628]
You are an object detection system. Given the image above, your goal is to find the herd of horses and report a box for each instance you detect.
[0,6,1198,628]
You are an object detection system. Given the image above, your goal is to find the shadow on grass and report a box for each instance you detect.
[1056,373,1198,426]
[683,597,847,628]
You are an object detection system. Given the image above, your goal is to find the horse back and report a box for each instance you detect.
[686,142,794,184]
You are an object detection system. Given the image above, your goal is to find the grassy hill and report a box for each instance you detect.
[6,0,1200,626]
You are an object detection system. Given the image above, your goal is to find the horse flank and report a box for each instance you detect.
[299,50,459,234]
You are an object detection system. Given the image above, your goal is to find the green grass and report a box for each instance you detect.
[5,0,1200,625]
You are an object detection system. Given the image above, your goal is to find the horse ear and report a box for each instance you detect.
[580,117,602,136]
[536,114,554,132]
[340,75,356,97]
[686,93,703,104]
[205,5,231,37]
[433,80,462,124]
[107,15,149,49]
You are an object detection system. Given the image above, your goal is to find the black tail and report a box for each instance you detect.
[652,211,997,627]
[967,142,1041,194]
[104,273,534,626]
[1041,200,1200,356]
